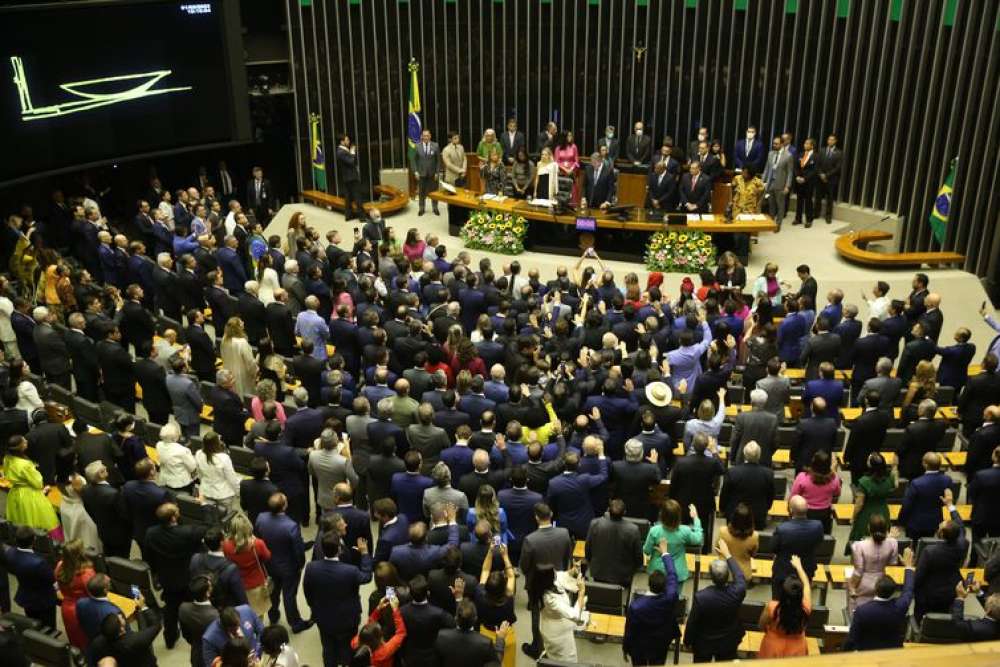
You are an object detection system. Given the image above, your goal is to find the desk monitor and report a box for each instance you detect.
[575,216,596,232]
[665,213,688,226]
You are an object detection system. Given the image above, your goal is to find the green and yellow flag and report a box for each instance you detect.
[310,113,327,191]
[407,60,422,169]
[928,157,956,245]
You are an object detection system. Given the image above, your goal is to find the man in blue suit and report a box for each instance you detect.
[733,126,765,173]
[202,605,263,667]
[76,574,123,645]
[802,363,845,420]
[845,547,915,650]
[682,540,747,662]
[935,327,976,390]
[368,397,408,457]
[329,483,373,549]
[791,397,839,472]
[122,458,174,561]
[457,276,487,335]
[216,235,247,295]
[777,299,808,364]
[255,493,313,633]
[372,498,411,563]
[458,376,497,431]
[390,450,433,523]
[254,422,309,526]
[389,507,460,580]
[283,387,326,449]
[899,452,955,540]
[770,495,824,599]
[5,526,57,628]
[546,445,609,540]
[498,467,543,563]
[623,543,680,666]
[303,531,373,667]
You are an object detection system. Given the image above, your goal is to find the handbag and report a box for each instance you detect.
[245,539,274,617]
[251,539,275,595]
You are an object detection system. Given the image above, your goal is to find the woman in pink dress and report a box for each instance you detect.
[790,450,842,534]
[402,228,426,264]
[55,540,96,648]
[847,514,902,614]
[553,131,580,203]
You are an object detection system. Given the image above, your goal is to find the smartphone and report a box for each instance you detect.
[130,585,141,600]
[964,571,977,588]
[493,535,502,548]
[385,586,396,601]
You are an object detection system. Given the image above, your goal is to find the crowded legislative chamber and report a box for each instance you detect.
[2,1,1000,667]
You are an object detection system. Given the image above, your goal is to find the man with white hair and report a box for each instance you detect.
[238,280,267,346]
[97,230,124,288]
[484,364,509,404]
[683,539,747,662]
[31,305,71,389]
[152,251,182,322]
[611,438,662,520]
[217,234,247,295]
[280,259,307,316]
[719,441,775,529]
[295,295,329,361]
[80,460,132,558]
[208,368,249,448]
[731,388,779,465]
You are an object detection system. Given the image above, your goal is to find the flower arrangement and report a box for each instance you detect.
[460,210,529,255]
[644,229,715,272]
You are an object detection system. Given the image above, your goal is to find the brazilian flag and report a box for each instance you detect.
[407,60,422,170]
[928,158,956,245]
[310,113,327,191]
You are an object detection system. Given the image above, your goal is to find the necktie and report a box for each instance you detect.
[692,175,698,190]
[746,140,752,157]
[256,181,261,201]
[827,147,833,158]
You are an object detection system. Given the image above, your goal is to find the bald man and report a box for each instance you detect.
[791,397,839,472]
[899,452,955,540]
[919,293,944,343]
[770,494,824,599]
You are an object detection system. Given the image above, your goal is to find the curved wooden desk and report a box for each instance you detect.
[301,185,408,216]
[835,230,964,267]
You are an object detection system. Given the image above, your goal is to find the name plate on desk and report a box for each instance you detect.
[575,217,597,231]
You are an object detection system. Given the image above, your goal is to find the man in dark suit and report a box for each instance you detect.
[899,452,953,540]
[625,121,652,165]
[389,515,460,581]
[266,290,297,356]
[680,161,712,214]
[845,548,915,650]
[372,498,411,564]
[597,125,620,162]
[400,574,456,666]
[134,347,171,426]
[77,574,126,647]
[178,576,219,667]
[184,310,215,383]
[683,540,747,662]
[645,160,678,211]
[792,137,819,227]
[850,319,889,402]
[918,293,944,344]
[500,118,526,164]
[497,467,543,562]
[336,134,364,220]
[519,503,573,659]
[237,283,267,347]
[303,531,372,667]
[31,308,71,389]
[434,600,507,666]
[731,390,779,464]
[89,604,162,667]
[898,399,946,480]
[582,152,617,209]
[122,459,173,559]
[81,460,132,559]
[802,362,845,421]
[283,387,326,448]
[292,342,327,407]
[119,285,157,357]
[585,499,643,588]
[898,322,937,384]
[623,546,680,667]
[4,526,57,628]
[216,236,247,296]
[255,423,309,525]
[905,275,929,330]
[719,441,774,529]
[239,457,278,528]
[201,605,263,667]
[245,166,274,223]
[144,502,206,648]
[611,439,661,521]
[670,433,725,553]
[26,408,73,485]
[913,494,967,620]
[970,446,1000,551]
[546,447,609,540]
[791,397,839,472]
[65,313,100,401]
[209,369,248,448]
[10,300,38,370]
[936,327,976,390]
[770,495,824,599]
[843,392,892,485]
[951,580,1000,642]
[861,357,904,412]
[367,437,406,508]
[966,406,1000,481]
[814,134,843,224]
[799,317,841,380]
[733,126,765,173]
[152,255,183,322]
[96,325,137,413]
[958,355,1000,438]
[175,256,205,313]
[255,492,312,632]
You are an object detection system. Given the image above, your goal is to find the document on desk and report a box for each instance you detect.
[529,198,554,207]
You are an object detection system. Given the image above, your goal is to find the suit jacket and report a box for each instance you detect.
[913,509,966,618]
[683,557,747,656]
[850,334,888,395]
[719,463,774,528]
[959,371,1000,431]
[843,409,891,477]
[374,515,410,564]
[794,150,819,185]
[771,518,824,587]
[861,375,904,412]
[646,170,678,209]
[82,482,132,552]
[165,371,203,427]
[391,471,434,523]
[756,374,791,419]
[336,145,360,183]
[89,607,162,667]
[546,463,609,538]
[122,479,173,545]
[670,454,725,521]
[135,358,171,421]
[834,318,863,369]
[792,416,839,471]
[970,467,1000,530]
[406,424,451,472]
[216,247,247,295]
[255,511,305,574]
[26,421,73,485]
[518,525,573,591]
[497,486,543,549]
[625,133,652,164]
[208,385,247,448]
[237,293,267,346]
[189,552,247,607]
[202,605,261,667]
[597,135,620,161]
[951,597,1000,642]
[583,163,617,207]
[66,328,100,388]
[918,308,944,344]
[899,419,947,480]
[731,409,779,464]
[33,323,70,377]
[610,460,661,520]
[389,525,459,580]
[585,516,643,586]
[845,569,914,650]
[77,596,123,643]
[246,178,273,212]
[179,600,218,667]
[763,149,794,192]
[799,332,842,380]
[184,324,215,381]
[144,522,206,592]
[401,602,456,667]
[899,472,953,537]
[733,138,765,172]
[936,342,976,390]
[120,300,157,355]
[966,422,1000,480]
[817,145,843,182]
[96,339,136,396]
[500,130,526,162]
[303,554,373,633]
[239,478,278,527]
[623,554,680,662]
[265,302,296,356]
[680,172,713,213]
[255,440,306,497]
[4,547,57,611]
[898,337,937,384]
[434,628,499,667]
[412,141,441,178]
[176,269,205,312]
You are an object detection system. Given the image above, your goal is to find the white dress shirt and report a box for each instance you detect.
[195,450,241,501]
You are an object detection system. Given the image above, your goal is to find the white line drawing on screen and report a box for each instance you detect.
[10,56,192,121]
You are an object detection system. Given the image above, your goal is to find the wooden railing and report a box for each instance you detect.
[835,230,964,267]
[301,184,408,216]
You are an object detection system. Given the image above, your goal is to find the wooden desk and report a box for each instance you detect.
[783,368,852,381]
[145,445,159,465]
[579,612,626,640]
[826,564,984,587]
[428,188,777,233]
[684,553,828,584]
[574,540,585,560]
[675,623,820,656]
[946,451,967,468]
[836,230,964,267]
[109,592,138,620]
[835,450,897,467]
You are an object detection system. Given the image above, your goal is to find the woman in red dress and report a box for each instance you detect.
[55,539,96,648]
[451,338,487,378]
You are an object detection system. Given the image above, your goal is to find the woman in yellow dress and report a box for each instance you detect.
[3,435,61,538]
[730,165,766,259]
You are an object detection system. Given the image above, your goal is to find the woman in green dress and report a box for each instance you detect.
[643,499,703,582]
[3,435,60,537]
[848,452,896,544]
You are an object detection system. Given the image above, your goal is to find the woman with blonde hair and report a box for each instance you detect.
[901,359,938,425]
[466,485,511,544]
[56,539,95,647]
[223,513,273,617]
[220,317,258,396]
[532,147,560,200]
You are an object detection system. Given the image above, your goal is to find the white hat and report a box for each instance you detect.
[645,382,673,407]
